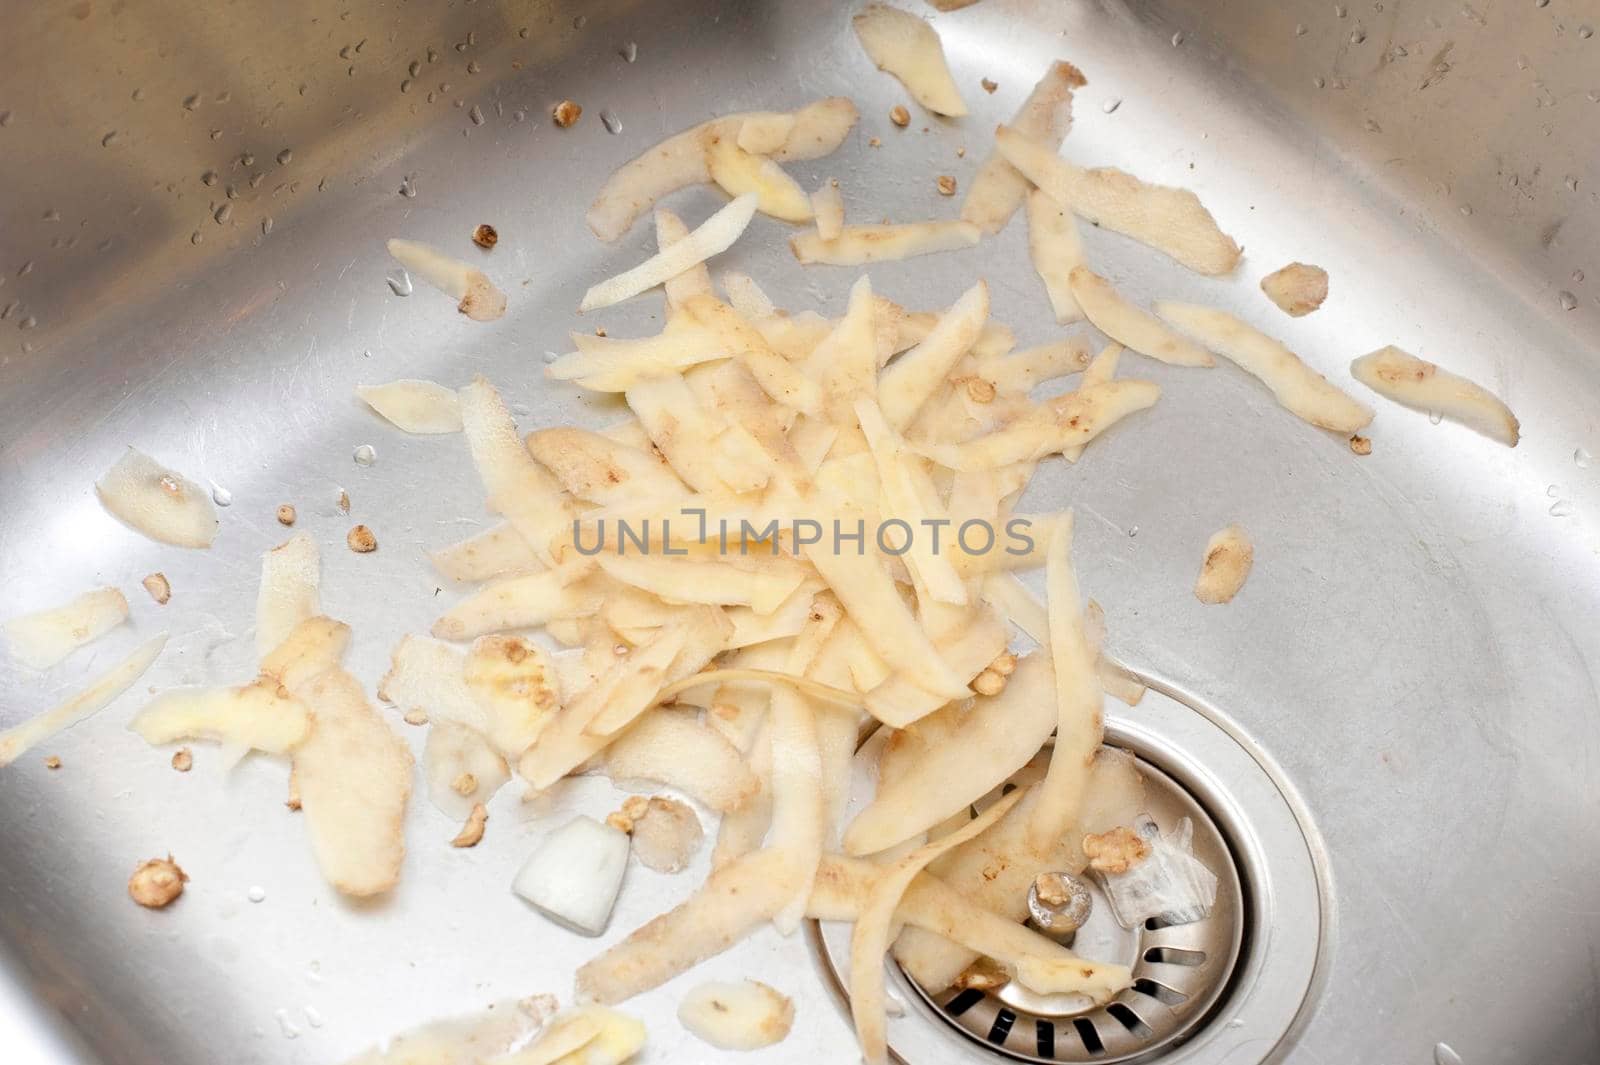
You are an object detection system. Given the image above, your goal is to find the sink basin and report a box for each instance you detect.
[1,1,1596,1062]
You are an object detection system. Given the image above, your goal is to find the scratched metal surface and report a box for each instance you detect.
[0,1,1597,1063]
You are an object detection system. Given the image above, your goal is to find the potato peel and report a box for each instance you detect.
[0,633,167,767]
[580,194,758,312]
[791,221,980,265]
[678,980,794,1051]
[387,238,507,321]
[4,587,128,671]
[95,448,218,549]
[1068,267,1213,367]
[1194,524,1254,605]
[1350,345,1518,446]
[963,61,1085,233]
[357,380,464,434]
[852,4,968,116]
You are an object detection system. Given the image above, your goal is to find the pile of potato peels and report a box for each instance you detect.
[0,5,1522,1063]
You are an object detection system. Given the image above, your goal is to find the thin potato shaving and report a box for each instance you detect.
[995,126,1242,275]
[791,221,980,265]
[4,587,128,671]
[1069,267,1213,367]
[1350,345,1518,446]
[387,239,507,321]
[581,194,758,312]
[95,448,218,549]
[357,380,464,434]
[852,4,968,116]
[1025,189,1086,323]
[0,634,167,767]
[1155,301,1374,433]
[962,61,1084,233]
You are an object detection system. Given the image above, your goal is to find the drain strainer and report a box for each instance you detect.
[915,755,1244,1063]
[810,682,1325,1064]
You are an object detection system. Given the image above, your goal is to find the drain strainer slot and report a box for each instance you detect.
[910,754,1245,1064]
[808,684,1326,1065]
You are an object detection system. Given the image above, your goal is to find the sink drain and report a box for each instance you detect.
[915,755,1245,1063]
[810,682,1326,1064]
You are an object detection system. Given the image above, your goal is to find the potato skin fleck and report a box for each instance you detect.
[129,856,188,908]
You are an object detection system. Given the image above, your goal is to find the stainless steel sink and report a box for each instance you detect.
[2,0,1597,1062]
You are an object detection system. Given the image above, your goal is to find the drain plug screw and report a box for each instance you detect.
[1028,871,1093,943]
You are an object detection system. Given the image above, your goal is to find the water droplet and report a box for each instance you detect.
[519,27,531,39]
[1549,499,1576,518]
[1580,26,1594,39]
[1295,22,1308,35]
[426,91,437,104]
[1559,291,1578,310]
[1102,97,1122,113]
[469,104,485,126]
[211,483,233,506]
[542,350,559,364]
[620,41,638,62]
[1428,410,1444,424]
[190,230,204,245]
[1314,76,1326,88]
[353,444,376,467]
[1334,3,1347,16]
[1460,204,1474,216]
[42,208,60,222]
[183,93,200,110]
[1171,30,1185,46]
[1351,27,1367,42]
[1574,269,1586,283]
[276,148,292,166]
[101,130,119,147]
[0,302,14,320]
[573,14,588,28]
[408,59,422,77]
[600,109,622,134]
[261,217,274,236]
[304,1006,324,1029]
[17,260,33,277]
[513,109,526,122]
[338,44,354,59]
[439,81,451,93]
[1127,525,1139,538]
[386,271,412,296]
[467,60,481,74]
[241,151,255,166]
[249,172,264,189]
[214,203,233,224]
[132,87,146,101]
[209,128,222,141]
[1547,483,1561,497]
[427,47,440,63]
[454,41,467,52]
[1574,447,1592,468]
[1567,176,1581,191]
[225,184,238,200]
[1364,117,1382,132]
[400,78,413,93]
[1536,0,1550,7]
[19,315,37,330]
[201,169,218,186]
[274,1008,300,1039]
[398,174,417,198]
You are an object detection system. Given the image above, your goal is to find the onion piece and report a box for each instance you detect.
[1194,524,1254,605]
[810,180,845,241]
[1350,345,1519,446]
[4,587,128,670]
[424,721,509,821]
[678,980,794,1051]
[962,61,1085,233]
[876,280,990,431]
[1025,189,1086,323]
[430,523,541,583]
[512,815,631,936]
[704,130,813,222]
[851,4,968,117]
[131,681,311,755]
[848,652,1056,855]
[790,221,980,265]
[654,208,714,312]
[850,789,1024,1065]
[290,664,413,897]
[995,126,1242,275]
[1154,301,1374,433]
[1068,267,1212,367]
[387,238,507,321]
[256,533,321,658]
[580,194,758,312]
[593,707,761,813]
[586,98,858,242]
[95,448,219,548]
[576,847,793,1004]
[356,380,464,433]
[0,633,167,767]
